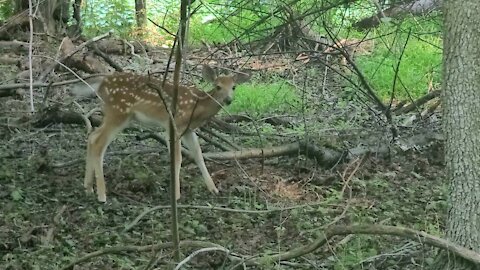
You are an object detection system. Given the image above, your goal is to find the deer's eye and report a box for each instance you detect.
[216,85,222,90]
[232,86,236,91]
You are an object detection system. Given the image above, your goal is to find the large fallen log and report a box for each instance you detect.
[0,75,106,97]
[32,105,102,128]
[203,142,346,168]
[33,107,443,168]
[394,90,440,115]
[220,114,294,127]
[353,0,442,30]
[95,38,147,54]
[0,40,29,52]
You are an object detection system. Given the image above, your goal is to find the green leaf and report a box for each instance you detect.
[11,189,23,201]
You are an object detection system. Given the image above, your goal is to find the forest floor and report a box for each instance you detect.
[0,37,446,270]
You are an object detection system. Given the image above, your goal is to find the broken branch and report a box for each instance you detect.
[252,224,480,266]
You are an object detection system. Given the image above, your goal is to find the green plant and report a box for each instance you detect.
[0,0,14,20]
[188,18,236,45]
[355,16,442,100]
[82,0,136,38]
[225,80,300,116]
[333,236,378,269]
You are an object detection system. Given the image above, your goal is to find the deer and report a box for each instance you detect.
[71,65,250,202]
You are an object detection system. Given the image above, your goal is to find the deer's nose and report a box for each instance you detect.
[224,97,233,105]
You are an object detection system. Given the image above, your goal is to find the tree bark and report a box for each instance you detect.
[71,0,83,35]
[135,0,147,29]
[11,0,70,35]
[433,0,480,269]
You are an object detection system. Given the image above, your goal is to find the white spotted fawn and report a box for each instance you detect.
[72,65,250,202]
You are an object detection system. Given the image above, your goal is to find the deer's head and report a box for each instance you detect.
[202,65,250,106]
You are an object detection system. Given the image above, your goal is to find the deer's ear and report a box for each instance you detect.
[234,71,250,84]
[202,65,217,83]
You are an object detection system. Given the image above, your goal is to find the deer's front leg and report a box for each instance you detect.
[182,130,219,194]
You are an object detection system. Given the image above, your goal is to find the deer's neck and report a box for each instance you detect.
[187,89,226,129]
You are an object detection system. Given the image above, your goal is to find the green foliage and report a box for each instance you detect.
[356,17,442,100]
[10,188,23,201]
[333,236,378,269]
[188,1,279,45]
[226,79,300,116]
[82,0,136,38]
[0,0,14,20]
[189,17,236,45]
[327,0,377,28]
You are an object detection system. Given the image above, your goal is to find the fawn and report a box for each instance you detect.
[72,65,250,202]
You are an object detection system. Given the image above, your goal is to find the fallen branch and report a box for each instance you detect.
[353,0,442,31]
[124,202,334,232]
[421,99,441,118]
[394,90,440,115]
[60,240,227,270]
[38,31,112,81]
[221,114,294,127]
[0,73,107,93]
[203,142,346,168]
[36,108,345,166]
[90,43,124,72]
[196,130,233,151]
[0,88,22,97]
[62,224,480,269]
[0,55,22,64]
[42,205,67,245]
[175,247,229,270]
[200,126,241,150]
[0,40,29,52]
[32,105,102,128]
[208,118,243,133]
[135,132,194,160]
[95,38,146,54]
[251,224,480,266]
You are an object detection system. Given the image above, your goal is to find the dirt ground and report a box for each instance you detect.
[0,39,447,269]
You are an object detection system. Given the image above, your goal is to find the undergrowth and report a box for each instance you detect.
[356,16,443,100]
[227,80,300,116]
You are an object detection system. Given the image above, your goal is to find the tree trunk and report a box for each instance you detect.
[71,0,83,35]
[11,0,69,35]
[433,1,480,269]
[135,0,147,29]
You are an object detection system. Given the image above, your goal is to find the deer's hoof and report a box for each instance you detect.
[210,187,219,194]
[97,194,107,203]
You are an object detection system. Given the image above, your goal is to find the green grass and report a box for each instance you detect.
[189,19,237,45]
[355,16,443,101]
[226,80,300,116]
[356,38,442,100]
